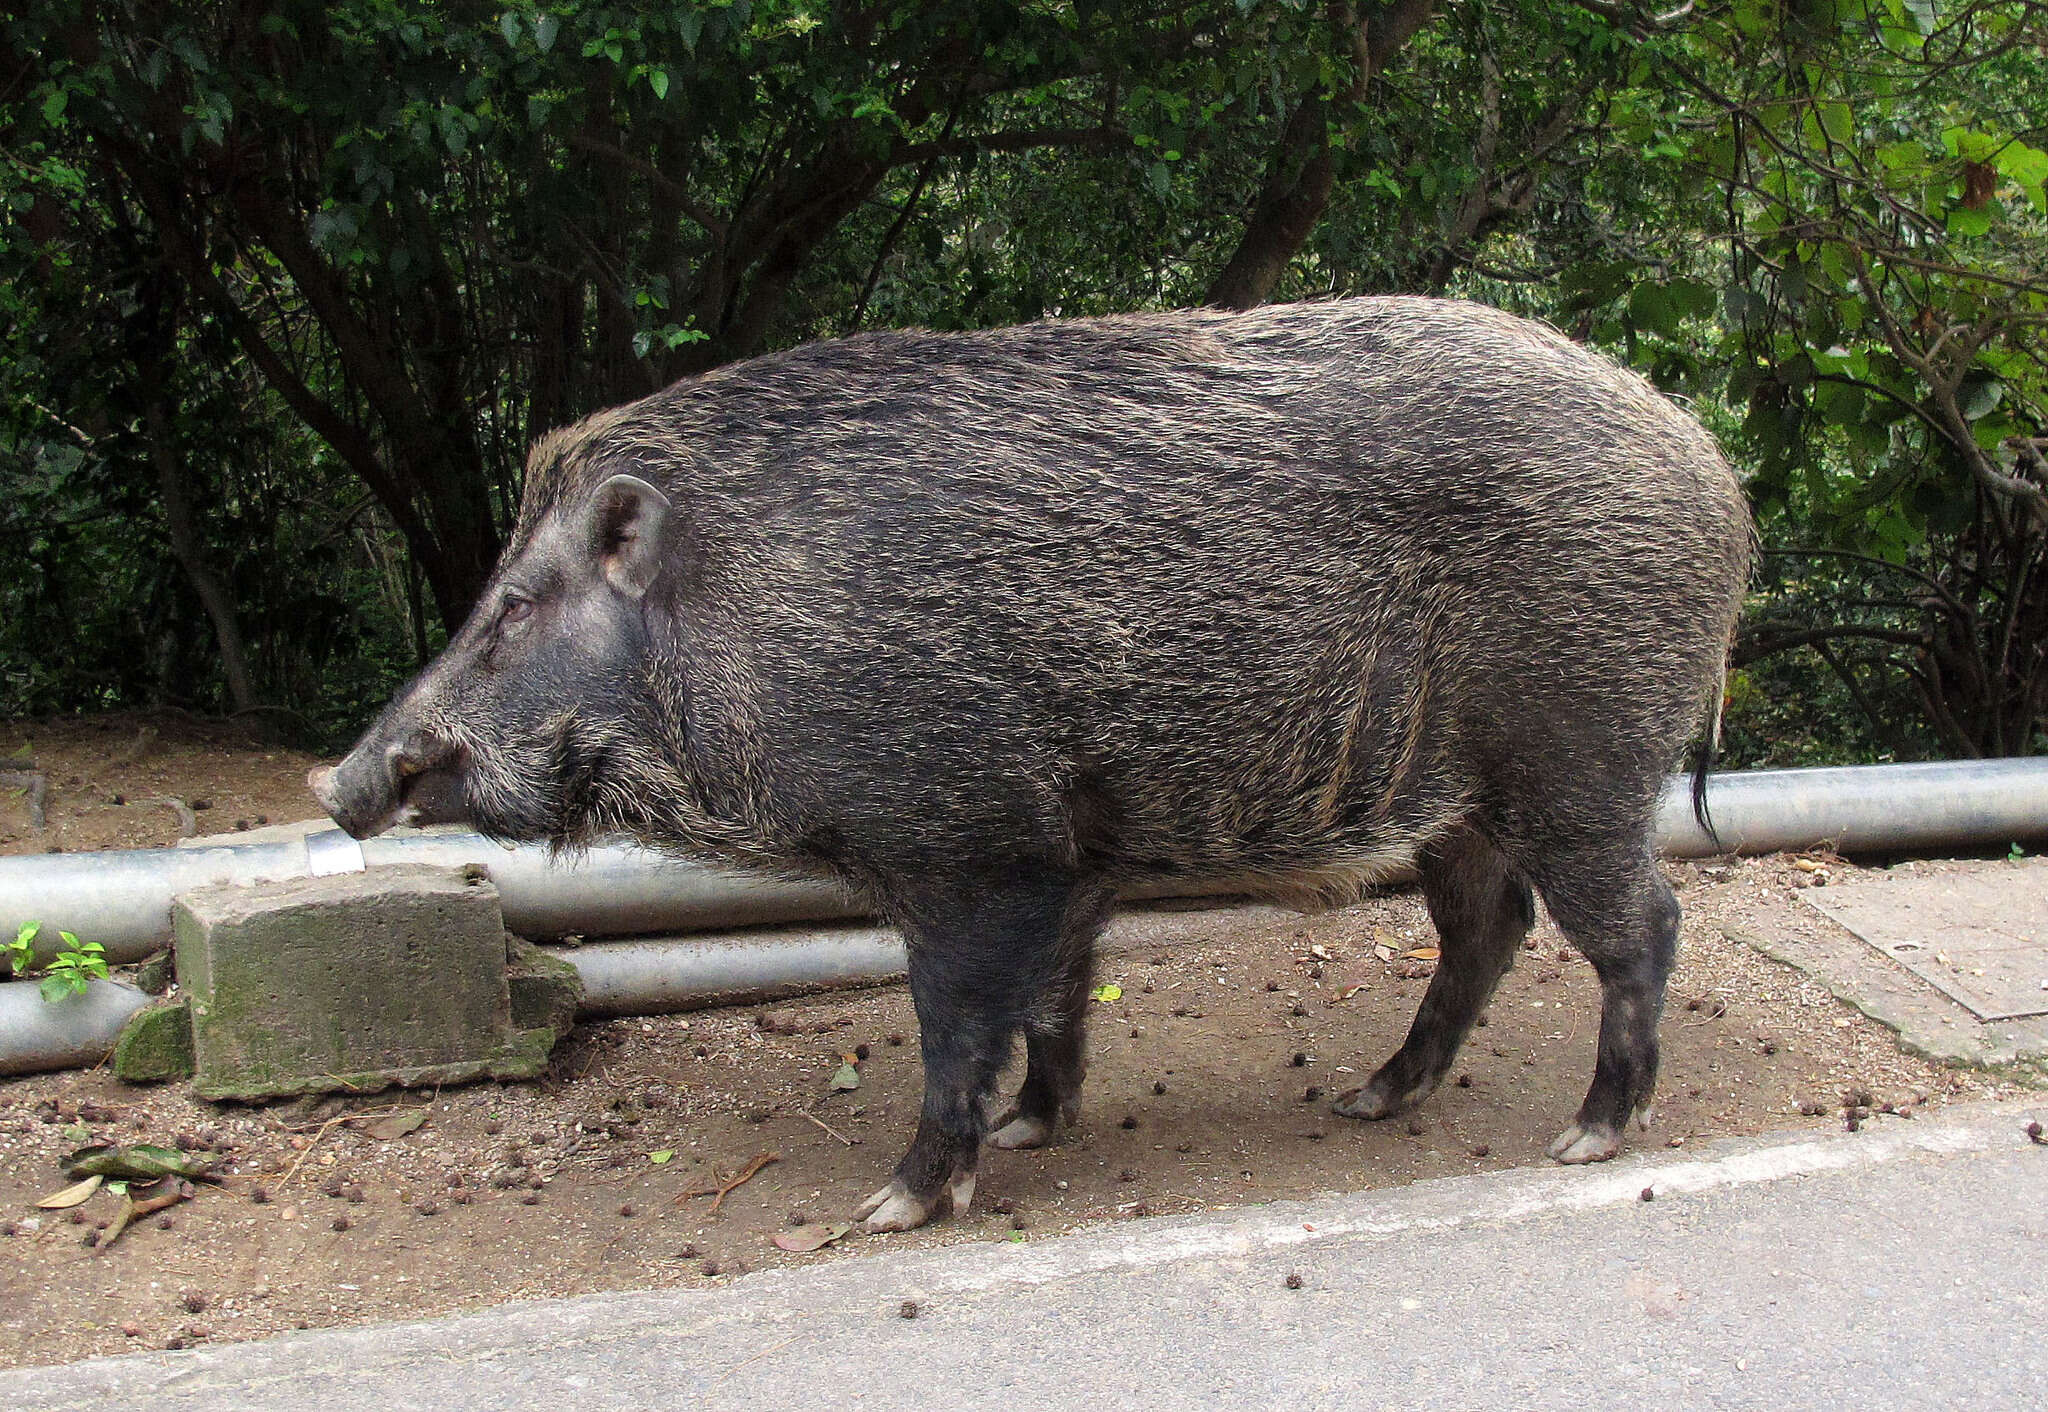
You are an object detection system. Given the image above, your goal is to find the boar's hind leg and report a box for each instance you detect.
[855,872,1111,1233]
[989,887,1115,1151]
[1334,825,1531,1122]
[1532,841,1680,1164]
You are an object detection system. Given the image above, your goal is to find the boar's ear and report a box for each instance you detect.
[586,474,672,598]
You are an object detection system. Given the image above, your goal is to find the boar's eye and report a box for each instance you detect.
[498,594,535,629]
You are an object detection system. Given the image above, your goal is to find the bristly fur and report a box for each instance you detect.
[324,296,1756,1220]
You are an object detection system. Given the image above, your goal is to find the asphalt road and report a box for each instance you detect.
[8,1100,2045,1411]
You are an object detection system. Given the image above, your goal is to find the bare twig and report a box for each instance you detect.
[803,1112,859,1147]
[676,1151,781,1214]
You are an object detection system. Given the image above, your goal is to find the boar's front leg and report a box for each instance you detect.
[855,869,1112,1234]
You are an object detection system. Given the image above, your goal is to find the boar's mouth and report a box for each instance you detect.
[308,741,472,841]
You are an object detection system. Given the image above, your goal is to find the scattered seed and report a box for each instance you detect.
[887,1033,906,1047]
[121,1323,141,1338]
[1153,1081,1167,1096]
[702,1260,722,1277]
[1117,1169,1136,1182]
[331,1216,351,1231]
[1285,1273,1304,1290]
[1266,981,1280,992]
[1291,1052,1308,1068]
[416,1202,439,1216]
[1455,1074,1471,1088]
[1120,1116,1138,1130]
[251,1187,271,1205]
[618,1204,635,1218]
[855,1043,871,1061]
[1406,1121,1425,1136]
[521,1192,541,1205]
[1469,1144,1489,1158]
[484,1120,503,1136]
[1290,1004,1309,1018]
[1302,1086,1323,1102]
[182,1292,208,1314]
[899,1299,919,1319]
[2027,1121,2044,1144]
[1640,1187,1655,1203]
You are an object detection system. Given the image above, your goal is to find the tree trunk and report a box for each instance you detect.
[145,401,259,714]
[1204,97,1336,311]
[1205,0,1441,310]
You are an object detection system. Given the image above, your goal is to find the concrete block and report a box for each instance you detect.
[174,866,562,1100]
[112,999,194,1083]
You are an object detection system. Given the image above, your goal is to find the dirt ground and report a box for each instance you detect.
[0,714,2030,1370]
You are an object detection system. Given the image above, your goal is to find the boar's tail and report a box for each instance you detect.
[1688,659,1730,850]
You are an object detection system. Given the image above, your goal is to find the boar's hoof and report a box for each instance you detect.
[855,1183,932,1233]
[1546,1122,1624,1164]
[987,1113,1053,1150]
[855,1171,975,1234]
[1331,1074,1425,1122]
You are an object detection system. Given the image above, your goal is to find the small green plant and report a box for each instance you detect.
[4,922,36,975]
[7,922,109,1000]
[2010,842,2028,862]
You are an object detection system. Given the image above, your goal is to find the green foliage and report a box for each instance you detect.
[0,1,2043,762]
[6,923,109,1001]
[4,923,37,976]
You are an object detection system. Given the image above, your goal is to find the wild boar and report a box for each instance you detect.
[311,297,1752,1232]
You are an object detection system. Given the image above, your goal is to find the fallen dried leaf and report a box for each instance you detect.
[38,1174,102,1209]
[1399,946,1441,961]
[98,1183,193,1250]
[365,1110,428,1141]
[771,1221,852,1253]
[828,1062,861,1092]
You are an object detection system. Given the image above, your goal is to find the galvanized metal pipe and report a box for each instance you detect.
[0,979,150,1076]
[3,759,2045,1076]
[0,831,852,968]
[2,760,2044,970]
[1655,757,2048,859]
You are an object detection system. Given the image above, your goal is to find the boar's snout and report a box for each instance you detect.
[308,729,467,840]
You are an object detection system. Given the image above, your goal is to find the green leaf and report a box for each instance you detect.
[1091,984,1123,1003]
[828,1062,861,1092]
[1946,205,1992,238]
[648,1149,674,1164]
[63,1143,211,1182]
[533,13,559,52]
[649,68,669,101]
[41,87,66,125]
[1629,284,1679,337]
[499,12,520,46]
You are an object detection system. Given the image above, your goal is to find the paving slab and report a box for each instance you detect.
[1803,859,2048,1021]
[4,1100,2044,1412]
[1729,858,2048,1075]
